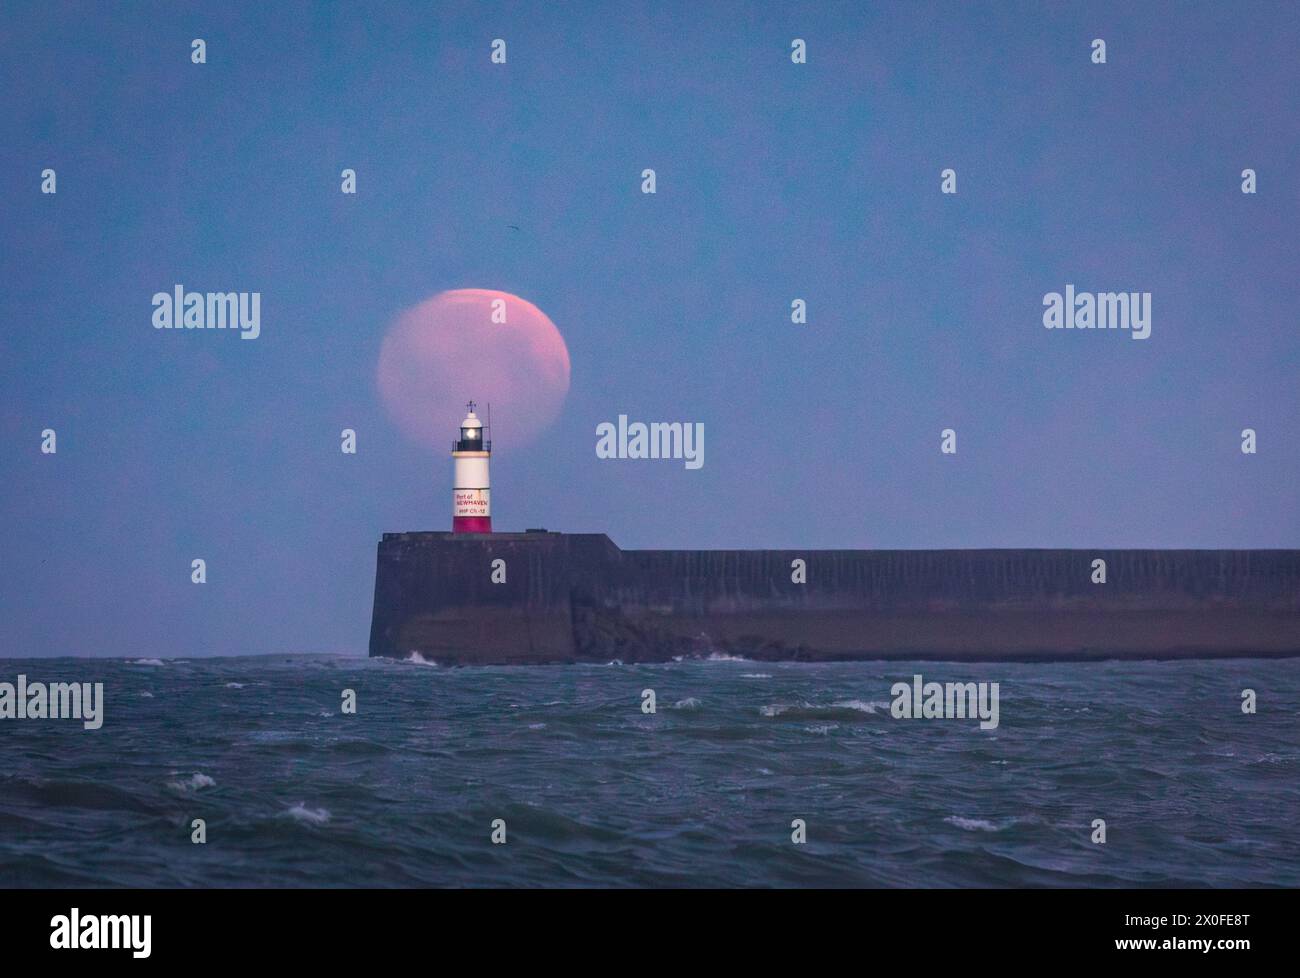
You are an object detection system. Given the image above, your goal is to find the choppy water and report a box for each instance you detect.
[1,654,1298,887]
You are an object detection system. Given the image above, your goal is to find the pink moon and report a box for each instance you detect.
[377,289,571,449]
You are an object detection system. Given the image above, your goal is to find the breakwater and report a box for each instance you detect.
[367,532,1300,664]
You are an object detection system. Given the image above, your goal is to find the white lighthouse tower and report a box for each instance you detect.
[451,402,491,533]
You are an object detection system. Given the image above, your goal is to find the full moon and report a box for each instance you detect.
[377,289,571,449]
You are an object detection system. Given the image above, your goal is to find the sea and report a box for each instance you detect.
[1,654,1298,887]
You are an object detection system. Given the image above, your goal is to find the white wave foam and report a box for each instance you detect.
[225,682,246,689]
[705,652,748,662]
[403,652,438,666]
[944,816,999,832]
[131,658,166,667]
[805,723,838,735]
[1252,752,1298,765]
[671,697,702,710]
[139,691,154,698]
[284,803,331,825]
[760,699,888,717]
[832,699,891,714]
[740,673,772,679]
[169,773,215,792]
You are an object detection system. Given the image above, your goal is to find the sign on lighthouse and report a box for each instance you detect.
[451,402,492,533]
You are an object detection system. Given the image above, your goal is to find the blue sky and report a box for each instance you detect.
[2,1,1297,656]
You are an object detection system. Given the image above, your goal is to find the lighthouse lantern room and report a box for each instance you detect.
[451,402,492,533]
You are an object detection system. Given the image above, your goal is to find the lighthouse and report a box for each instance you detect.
[451,402,491,533]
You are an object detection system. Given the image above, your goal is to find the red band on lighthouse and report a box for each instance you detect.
[453,488,491,533]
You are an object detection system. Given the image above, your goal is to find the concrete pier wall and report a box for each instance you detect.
[367,532,1300,664]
